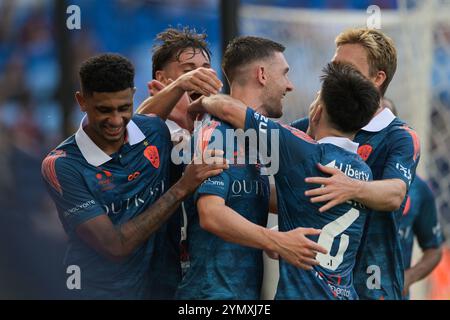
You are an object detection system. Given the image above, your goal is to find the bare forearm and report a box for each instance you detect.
[136,82,184,118]
[406,248,442,284]
[116,183,187,255]
[354,179,406,211]
[200,204,277,252]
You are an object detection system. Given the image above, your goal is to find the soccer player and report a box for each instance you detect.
[383,98,444,299]
[176,36,327,299]
[41,53,227,299]
[292,28,421,300]
[191,61,381,299]
[136,27,223,297]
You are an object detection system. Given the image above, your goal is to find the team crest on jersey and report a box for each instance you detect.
[357,144,373,161]
[144,145,160,168]
[95,169,115,191]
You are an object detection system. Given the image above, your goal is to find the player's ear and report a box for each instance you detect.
[374,70,386,91]
[155,70,168,85]
[257,66,267,86]
[75,91,87,112]
[311,103,323,124]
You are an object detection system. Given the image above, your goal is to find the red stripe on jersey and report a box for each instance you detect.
[41,150,66,195]
[402,125,420,162]
[403,196,411,215]
[198,120,220,154]
[281,124,316,143]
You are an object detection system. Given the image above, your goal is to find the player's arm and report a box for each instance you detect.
[136,67,222,118]
[197,195,326,270]
[403,247,442,296]
[404,184,445,295]
[190,94,247,129]
[76,151,228,262]
[304,127,419,212]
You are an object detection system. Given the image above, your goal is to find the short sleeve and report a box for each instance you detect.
[42,152,105,231]
[382,126,420,190]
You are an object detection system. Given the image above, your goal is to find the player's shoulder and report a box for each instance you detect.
[132,113,169,136]
[290,117,309,132]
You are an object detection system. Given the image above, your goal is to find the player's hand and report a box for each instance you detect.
[174,67,223,97]
[304,163,362,212]
[177,150,229,196]
[147,79,165,96]
[274,227,327,270]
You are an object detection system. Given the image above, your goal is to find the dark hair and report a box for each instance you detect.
[321,62,380,134]
[79,53,134,95]
[222,36,285,83]
[152,27,211,78]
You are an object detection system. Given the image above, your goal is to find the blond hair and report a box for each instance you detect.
[335,28,397,96]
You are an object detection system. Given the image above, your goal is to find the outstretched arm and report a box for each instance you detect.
[136,67,222,119]
[403,247,442,296]
[197,195,327,270]
[304,164,406,212]
[190,94,248,129]
[76,151,228,262]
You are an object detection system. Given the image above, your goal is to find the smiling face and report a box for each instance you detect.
[76,88,134,153]
[261,52,294,118]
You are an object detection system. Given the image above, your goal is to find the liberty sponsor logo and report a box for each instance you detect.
[366,265,381,290]
[103,179,165,215]
[398,226,412,240]
[325,160,370,181]
[63,199,96,218]
[396,163,412,184]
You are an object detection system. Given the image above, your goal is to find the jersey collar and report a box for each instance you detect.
[75,116,146,167]
[317,136,359,154]
[361,107,396,132]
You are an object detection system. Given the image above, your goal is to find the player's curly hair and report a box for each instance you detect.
[152,27,211,78]
[321,62,380,134]
[79,53,134,95]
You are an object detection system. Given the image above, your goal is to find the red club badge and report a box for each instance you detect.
[144,145,160,169]
[357,144,373,161]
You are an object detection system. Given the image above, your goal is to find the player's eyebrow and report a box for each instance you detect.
[179,62,197,68]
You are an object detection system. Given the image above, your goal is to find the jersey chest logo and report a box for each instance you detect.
[144,145,160,169]
[357,144,373,161]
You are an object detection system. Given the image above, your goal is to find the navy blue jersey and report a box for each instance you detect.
[246,109,372,300]
[290,117,309,132]
[291,110,421,300]
[399,176,444,270]
[42,114,180,299]
[352,108,420,300]
[176,115,270,299]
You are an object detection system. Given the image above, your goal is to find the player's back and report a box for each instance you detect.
[275,141,371,300]
[244,109,371,300]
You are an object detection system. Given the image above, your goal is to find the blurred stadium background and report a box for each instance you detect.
[0,0,449,299]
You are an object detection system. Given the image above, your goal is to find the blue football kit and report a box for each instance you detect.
[176,114,270,299]
[292,108,421,300]
[42,114,180,299]
[247,108,372,300]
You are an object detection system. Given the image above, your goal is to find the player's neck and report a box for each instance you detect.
[314,127,354,142]
[230,85,266,115]
[84,125,125,155]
